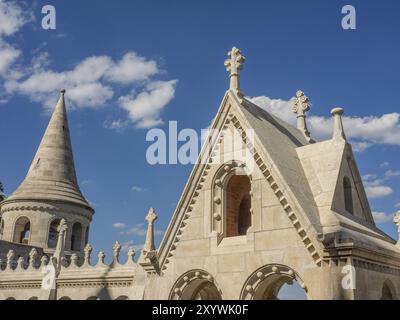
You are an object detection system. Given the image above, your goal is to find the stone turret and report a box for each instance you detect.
[0,90,94,254]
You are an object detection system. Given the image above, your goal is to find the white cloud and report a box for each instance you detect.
[380,161,390,168]
[249,95,400,150]
[105,52,158,84]
[103,119,129,131]
[0,0,29,37]
[123,223,164,237]
[372,211,394,224]
[365,186,393,199]
[0,41,20,74]
[395,203,400,208]
[362,174,393,199]
[120,240,143,252]
[0,0,30,76]
[385,170,400,179]
[112,222,127,229]
[131,186,147,192]
[119,80,177,128]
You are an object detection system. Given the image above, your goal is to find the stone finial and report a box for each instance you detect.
[293,90,311,142]
[97,251,105,265]
[112,241,122,263]
[331,107,347,141]
[40,255,49,267]
[70,254,79,267]
[54,219,68,270]
[84,243,93,265]
[29,248,38,268]
[394,211,400,247]
[127,248,136,264]
[224,47,245,96]
[144,207,158,252]
[6,250,15,269]
[17,256,25,269]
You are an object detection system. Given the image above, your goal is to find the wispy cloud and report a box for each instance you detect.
[372,211,394,224]
[112,222,127,229]
[122,223,164,237]
[131,185,147,192]
[362,174,393,199]
[385,170,400,179]
[0,1,177,129]
[120,240,143,252]
[249,95,400,151]
[380,161,390,168]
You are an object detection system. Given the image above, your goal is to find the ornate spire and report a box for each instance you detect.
[394,211,400,247]
[331,107,347,141]
[144,207,157,252]
[139,207,160,273]
[4,90,92,209]
[224,47,245,96]
[293,90,311,142]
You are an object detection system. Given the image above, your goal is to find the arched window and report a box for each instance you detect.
[13,217,31,244]
[343,176,354,214]
[226,175,252,237]
[48,219,61,248]
[85,226,89,245]
[71,222,83,251]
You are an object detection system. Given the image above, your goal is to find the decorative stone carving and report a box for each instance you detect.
[84,243,93,265]
[112,241,122,264]
[331,107,346,141]
[6,250,15,269]
[224,47,245,96]
[139,208,159,274]
[293,90,312,142]
[29,248,38,269]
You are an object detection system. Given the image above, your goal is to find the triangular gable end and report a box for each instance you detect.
[157,91,325,272]
[331,143,374,225]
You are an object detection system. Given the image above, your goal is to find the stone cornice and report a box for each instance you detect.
[0,200,93,219]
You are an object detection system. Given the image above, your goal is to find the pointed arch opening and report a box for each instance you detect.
[13,216,31,244]
[71,222,83,251]
[240,264,308,300]
[169,270,222,300]
[226,175,252,237]
[343,176,354,214]
[380,280,396,300]
[48,218,61,248]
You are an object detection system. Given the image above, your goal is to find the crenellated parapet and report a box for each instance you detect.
[0,241,146,300]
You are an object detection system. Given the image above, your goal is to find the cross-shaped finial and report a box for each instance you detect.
[146,207,158,225]
[224,47,245,95]
[293,90,311,141]
[293,90,310,116]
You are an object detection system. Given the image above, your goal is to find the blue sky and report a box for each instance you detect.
[0,0,400,259]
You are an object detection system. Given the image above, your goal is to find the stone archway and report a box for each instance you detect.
[380,280,397,300]
[169,270,222,300]
[240,264,308,300]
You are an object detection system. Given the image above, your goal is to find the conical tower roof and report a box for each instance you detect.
[5,90,92,210]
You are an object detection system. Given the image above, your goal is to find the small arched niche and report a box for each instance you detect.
[225,174,252,237]
[71,222,83,251]
[48,218,61,248]
[13,216,31,244]
[343,176,354,214]
[380,280,397,300]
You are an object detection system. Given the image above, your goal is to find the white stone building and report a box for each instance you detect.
[1,47,400,300]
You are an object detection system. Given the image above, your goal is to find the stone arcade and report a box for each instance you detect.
[1,47,400,300]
